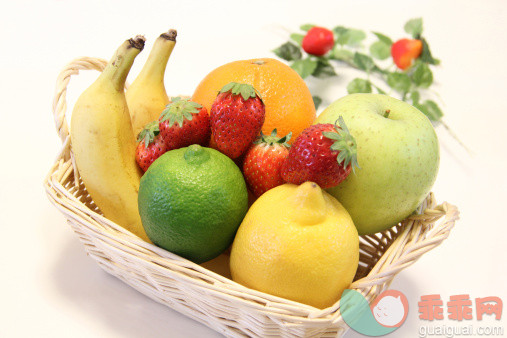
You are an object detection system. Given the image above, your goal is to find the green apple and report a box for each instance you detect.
[316,93,439,235]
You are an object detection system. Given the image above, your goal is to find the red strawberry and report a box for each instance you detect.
[159,97,211,150]
[391,38,423,70]
[280,117,359,189]
[242,129,292,198]
[135,121,167,172]
[210,82,265,159]
[302,26,334,56]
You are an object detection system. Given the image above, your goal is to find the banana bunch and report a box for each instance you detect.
[70,31,177,241]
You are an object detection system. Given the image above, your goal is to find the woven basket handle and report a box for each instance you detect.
[52,57,108,144]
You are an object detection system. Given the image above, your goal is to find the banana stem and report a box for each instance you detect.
[100,35,146,92]
[136,29,177,84]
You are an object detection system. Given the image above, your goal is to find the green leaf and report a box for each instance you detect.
[333,26,348,37]
[404,18,423,38]
[290,33,305,45]
[322,131,341,140]
[372,32,393,45]
[372,84,387,95]
[347,29,367,46]
[347,78,372,94]
[220,82,235,93]
[313,59,337,78]
[220,82,257,100]
[410,90,420,105]
[291,58,318,79]
[300,24,315,31]
[334,27,366,46]
[412,62,433,88]
[331,48,354,62]
[353,52,375,72]
[369,41,391,60]
[416,100,443,121]
[273,42,302,61]
[312,95,322,110]
[419,37,440,65]
[387,72,411,93]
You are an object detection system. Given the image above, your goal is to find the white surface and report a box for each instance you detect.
[1,0,506,337]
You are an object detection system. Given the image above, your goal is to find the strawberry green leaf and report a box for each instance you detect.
[290,33,305,46]
[410,90,421,105]
[412,62,433,88]
[387,72,411,93]
[353,52,375,72]
[404,18,423,39]
[137,121,160,147]
[220,82,235,93]
[313,59,337,78]
[370,41,391,60]
[330,48,354,62]
[159,97,202,127]
[300,24,315,31]
[420,37,440,65]
[291,58,318,79]
[336,28,366,46]
[333,26,348,38]
[255,129,291,147]
[372,32,393,45]
[323,117,360,172]
[312,95,322,110]
[322,131,341,140]
[372,84,387,95]
[273,42,302,61]
[416,100,443,121]
[347,78,372,94]
[220,82,259,101]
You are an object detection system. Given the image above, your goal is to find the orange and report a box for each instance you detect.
[191,58,316,142]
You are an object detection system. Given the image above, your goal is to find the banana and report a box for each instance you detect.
[70,36,150,241]
[126,29,177,136]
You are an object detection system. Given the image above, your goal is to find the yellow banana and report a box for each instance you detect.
[126,29,177,136]
[70,36,149,241]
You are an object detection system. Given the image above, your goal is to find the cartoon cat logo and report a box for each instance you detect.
[371,290,409,328]
[341,289,409,336]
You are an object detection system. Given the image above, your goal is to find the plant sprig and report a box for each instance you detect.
[273,18,442,121]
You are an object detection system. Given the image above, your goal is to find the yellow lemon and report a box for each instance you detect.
[230,182,359,309]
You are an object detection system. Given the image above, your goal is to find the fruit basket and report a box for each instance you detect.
[44,57,460,337]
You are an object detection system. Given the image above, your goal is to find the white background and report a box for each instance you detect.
[1,0,506,337]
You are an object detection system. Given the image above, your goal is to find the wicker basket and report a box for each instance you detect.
[44,57,460,338]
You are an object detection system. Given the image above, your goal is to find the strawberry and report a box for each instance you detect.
[302,27,334,56]
[391,38,423,70]
[210,82,265,159]
[280,117,359,189]
[242,129,292,198]
[159,97,211,150]
[135,121,167,172]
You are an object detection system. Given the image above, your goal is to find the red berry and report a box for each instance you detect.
[159,97,211,151]
[210,82,265,159]
[135,121,167,172]
[302,27,334,56]
[242,129,291,198]
[391,38,423,70]
[281,117,359,189]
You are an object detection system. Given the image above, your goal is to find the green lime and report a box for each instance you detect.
[138,144,248,263]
